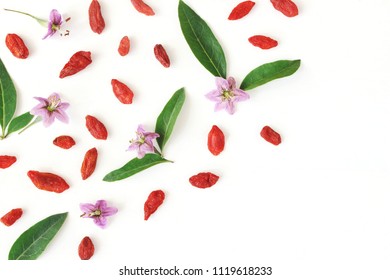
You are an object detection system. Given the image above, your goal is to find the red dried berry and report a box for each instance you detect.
[270,0,298,17]
[260,126,282,145]
[111,79,134,104]
[81,147,98,180]
[27,170,70,193]
[1,208,23,226]
[154,44,171,68]
[5,33,29,59]
[208,125,225,156]
[0,155,17,169]
[131,0,155,16]
[85,115,108,140]
[144,190,165,220]
[118,36,130,56]
[53,135,76,149]
[78,236,95,260]
[59,51,92,79]
[228,1,256,20]
[189,172,219,189]
[248,35,278,50]
[89,0,105,34]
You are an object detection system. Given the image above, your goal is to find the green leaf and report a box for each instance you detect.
[0,57,17,137]
[103,154,171,182]
[155,88,185,152]
[8,212,68,260]
[240,60,301,91]
[178,0,227,78]
[6,111,34,136]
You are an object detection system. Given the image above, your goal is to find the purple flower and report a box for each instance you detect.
[205,76,250,114]
[80,200,118,229]
[30,93,69,127]
[42,9,62,39]
[128,125,160,159]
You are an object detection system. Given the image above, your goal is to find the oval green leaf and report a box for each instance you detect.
[6,111,34,136]
[0,57,17,137]
[155,88,185,152]
[178,0,227,78]
[240,60,301,91]
[8,212,68,260]
[103,154,171,182]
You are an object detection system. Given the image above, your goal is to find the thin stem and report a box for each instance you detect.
[4,8,47,27]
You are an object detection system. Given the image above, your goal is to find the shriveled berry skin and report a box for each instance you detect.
[85,115,108,140]
[89,0,105,34]
[78,236,95,260]
[59,51,92,79]
[118,36,130,56]
[208,125,225,156]
[111,79,134,104]
[260,126,282,145]
[228,1,256,20]
[131,0,155,16]
[189,172,219,188]
[248,35,278,50]
[154,44,170,68]
[27,170,70,193]
[0,155,17,169]
[144,190,165,220]
[5,34,29,59]
[53,135,76,149]
[270,0,299,17]
[81,147,98,180]
[1,208,23,226]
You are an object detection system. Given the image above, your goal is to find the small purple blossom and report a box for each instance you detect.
[43,9,62,39]
[128,125,160,159]
[30,93,69,127]
[80,200,118,229]
[205,76,250,114]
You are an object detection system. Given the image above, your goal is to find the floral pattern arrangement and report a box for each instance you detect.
[0,0,301,260]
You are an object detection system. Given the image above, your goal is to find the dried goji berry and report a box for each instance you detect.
[59,51,92,79]
[228,1,256,20]
[154,44,170,68]
[189,172,219,189]
[111,79,134,104]
[0,155,17,169]
[27,170,70,193]
[5,34,29,59]
[260,125,282,145]
[81,147,98,180]
[270,0,298,17]
[53,135,76,149]
[131,0,155,16]
[78,236,95,260]
[85,115,108,140]
[0,208,23,227]
[208,125,225,156]
[144,190,165,220]
[248,35,278,50]
[118,36,130,56]
[89,0,105,34]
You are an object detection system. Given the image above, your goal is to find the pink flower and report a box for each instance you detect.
[80,200,118,229]
[128,125,159,158]
[205,76,249,114]
[30,93,69,127]
[43,9,62,39]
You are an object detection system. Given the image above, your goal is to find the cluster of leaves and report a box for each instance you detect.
[0,58,34,140]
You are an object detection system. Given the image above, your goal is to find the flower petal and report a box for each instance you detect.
[95,200,108,210]
[80,203,96,215]
[226,100,236,114]
[205,90,222,102]
[215,77,229,91]
[42,113,55,127]
[49,9,62,25]
[233,88,250,101]
[214,101,227,112]
[102,206,118,217]
[94,216,107,228]
[52,109,69,123]
[227,76,237,90]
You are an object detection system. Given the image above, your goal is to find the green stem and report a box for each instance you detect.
[4,8,47,27]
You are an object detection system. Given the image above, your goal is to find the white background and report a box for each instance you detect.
[0,0,390,279]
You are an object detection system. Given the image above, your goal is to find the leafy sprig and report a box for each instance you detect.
[103,88,185,182]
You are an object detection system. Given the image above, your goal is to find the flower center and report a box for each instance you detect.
[222,89,234,100]
[91,209,101,217]
[47,96,61,112]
